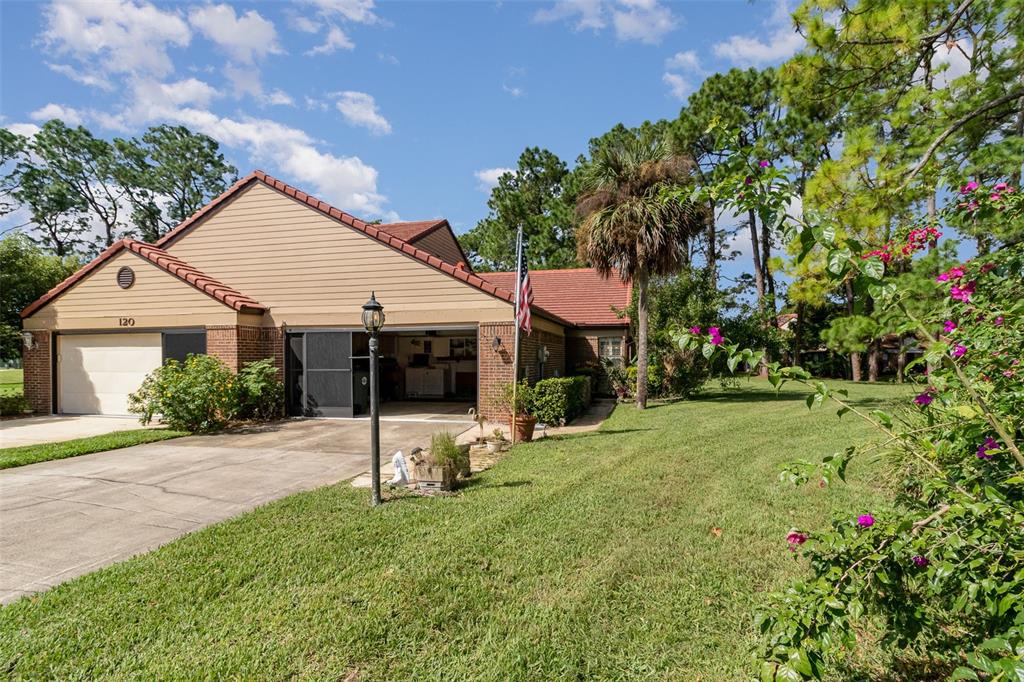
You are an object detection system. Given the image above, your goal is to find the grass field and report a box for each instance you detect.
[0,379,908,680]
[0,428,188,469]
[0,368,23,397]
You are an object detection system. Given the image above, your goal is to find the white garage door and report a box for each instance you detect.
[59,333,163,415]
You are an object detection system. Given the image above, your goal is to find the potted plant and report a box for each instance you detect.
[486,427,506,453]
[500,380,537,442]
[413,431,468,492]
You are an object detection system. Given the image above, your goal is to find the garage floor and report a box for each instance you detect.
[0,414,472,604]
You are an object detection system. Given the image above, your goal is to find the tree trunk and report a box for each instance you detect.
[845,279,861,382]
[635,268,649,410]
[706,198,717,278]
[761,215,776,314]
[896,335,907,384]
[747,209,765,302]
[794,302,804,367]
[867,341,880,382]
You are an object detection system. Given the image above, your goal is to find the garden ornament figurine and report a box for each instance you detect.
[387,450,411,487]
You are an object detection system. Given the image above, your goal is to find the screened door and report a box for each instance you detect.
[286,332,354,417]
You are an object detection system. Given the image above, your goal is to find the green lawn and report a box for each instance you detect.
[0,380,907,680]
[0,368,23,396]
[0,429,188,469]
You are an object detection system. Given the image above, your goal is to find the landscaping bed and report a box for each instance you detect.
[0,380,905,679]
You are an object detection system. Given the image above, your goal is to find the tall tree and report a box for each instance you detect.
[576,137,707,409]
[461,147,580,271]
[115,125,237,242]
[13,166,90,257]
[0,129,28,221]
[29,120,130,252]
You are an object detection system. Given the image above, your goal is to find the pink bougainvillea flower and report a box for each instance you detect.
[950,281,976,302]
[936,273,950,282]
[786,531,808,551]
[1004,370,1014,378]
[943,320,957,333]
[759,160,770,168]
[914,393,933,406]
[952,345,967,358]
[990,192,1002,201]
[993,182,1009,191]
[689,326,701,334]
[980,262,997,274]
[967,200,980,212]
[994,316,1004,326]
[857,514,875,528]
[912,555,929,568]
[960,180,979,193]
[976,437,999,460]
[709,327,724,346]
[744,175,754,185]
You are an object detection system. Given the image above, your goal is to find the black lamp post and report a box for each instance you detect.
[361,292,385,506]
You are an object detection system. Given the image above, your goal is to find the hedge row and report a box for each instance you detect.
[531,375,592,425]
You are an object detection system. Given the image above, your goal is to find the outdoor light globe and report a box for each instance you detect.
[361,292,385,334]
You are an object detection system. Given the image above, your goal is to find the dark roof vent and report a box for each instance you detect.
[117,266,135,289]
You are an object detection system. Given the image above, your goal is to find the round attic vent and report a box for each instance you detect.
[116,266,135,289]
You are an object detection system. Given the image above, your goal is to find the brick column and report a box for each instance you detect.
[23,331,51,414]
[206,325,240,372]
[207,325,281,372]
[478,321,515,419]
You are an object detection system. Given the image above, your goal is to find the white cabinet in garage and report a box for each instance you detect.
[58,333,163,415]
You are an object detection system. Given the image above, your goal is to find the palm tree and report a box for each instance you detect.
[576,137,707,409]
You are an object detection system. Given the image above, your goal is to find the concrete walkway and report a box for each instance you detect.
[0,415,147,448]
[0,416,470,604]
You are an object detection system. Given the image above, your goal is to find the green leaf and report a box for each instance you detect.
[949,667,980,681]
[836,406,850,418]
[862,258,885,280]
[788,649,814,677]
[826,248,851,276]
[727,354,741,373]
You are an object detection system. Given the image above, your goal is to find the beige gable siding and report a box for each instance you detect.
[164,182,514,327]
[413,228,466,267]
[24,251,239,331]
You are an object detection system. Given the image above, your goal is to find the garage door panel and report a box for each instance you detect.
[59,334,162,415]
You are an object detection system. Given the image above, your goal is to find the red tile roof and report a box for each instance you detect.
[152,170,571,326]
[377,220,446,242]
[479,268,630,327]
[21,239,266,318]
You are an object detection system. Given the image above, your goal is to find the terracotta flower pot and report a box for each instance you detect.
[510,414,537,442]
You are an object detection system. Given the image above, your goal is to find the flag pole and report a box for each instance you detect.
[510,224,523,445]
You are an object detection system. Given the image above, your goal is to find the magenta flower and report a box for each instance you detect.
[943,320,957,333]
[758,160,770,168]
[976,437,999,460]
[857,514,875,528]
[1003,370,1014,378]
[990,192,1002,201]
[744,175,754,186]
[994,182,1009,191]
[994,316,1004,326]
[786,531,808,551]
[912,555,929,568]
[936,273,950,282]
[914,393,933,406]
[708,327,723,346]
[950,280,976,302]
[689,326,702,334]
[960,180,979,193]
[967,200,979,212]
[952,345,967,358]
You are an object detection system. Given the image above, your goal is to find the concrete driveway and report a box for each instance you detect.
[0,416,471,604]
[0,415,147,448]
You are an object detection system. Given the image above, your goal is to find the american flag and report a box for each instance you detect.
[516,246,533,335]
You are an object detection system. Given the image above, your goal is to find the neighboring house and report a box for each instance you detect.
[20,171,630,419]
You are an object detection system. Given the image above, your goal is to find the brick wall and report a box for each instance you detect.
[478,321,515,419]
[567,330,630,396]
[23,331,51,414]
[206,325,240,371]
[519,329,566,382]
[207,325,282,372]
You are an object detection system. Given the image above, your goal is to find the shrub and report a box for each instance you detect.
[497,379,536,417]
[429,430,467,471]
[128,354,235,432]
[0,394,29,416]
[532,376,592,424]
[234,359,284,421]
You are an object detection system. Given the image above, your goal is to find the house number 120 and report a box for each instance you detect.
[119,317,135,327]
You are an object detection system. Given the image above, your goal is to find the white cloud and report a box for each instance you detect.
[30,103,85,126]
[41,0,191,77]
[474,167,513,192]
[664,50,699,72]
[503,84,525,98]
[46,62,114,90]
[303,0,381,24]
[223,64,263,98]
[306,25,355,55]
[928,39,973,88]
[6,123,42,138]
[534,0,677,43]
[662,72,691,100]
[334,91,392,135]
[713,0,803,66]
[189,4,281,63]
[265,89,295,106]
[288,14,320,33]
[378,52,399,65]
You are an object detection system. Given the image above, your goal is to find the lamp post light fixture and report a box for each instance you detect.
[362,292,386,506]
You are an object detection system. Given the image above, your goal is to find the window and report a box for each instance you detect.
[599,337,623,365]
[162,331,206,364]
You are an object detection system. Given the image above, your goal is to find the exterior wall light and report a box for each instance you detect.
[21,331,35,351]
[491,336,502,351]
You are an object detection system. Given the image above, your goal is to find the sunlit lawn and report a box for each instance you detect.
[0,368,22,397]
[0,379,908,680]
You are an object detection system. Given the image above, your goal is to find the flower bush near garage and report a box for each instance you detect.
[128,355,284,432]
[672,216,1024,676]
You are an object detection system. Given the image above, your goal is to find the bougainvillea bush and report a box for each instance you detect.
[677,235,1023,678]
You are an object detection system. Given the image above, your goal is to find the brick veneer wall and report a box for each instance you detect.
[478,321,515,419]
[207,325,283,373]
[23,332,51,414]
[519,329,566,382]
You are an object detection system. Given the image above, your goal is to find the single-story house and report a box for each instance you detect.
[21,170,630,419]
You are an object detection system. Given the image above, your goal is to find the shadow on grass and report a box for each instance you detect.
[459,478,533,491]
[546,428,654,442]
[696,390,897,409]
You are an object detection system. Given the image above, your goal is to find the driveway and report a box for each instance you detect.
[0,416,472,604]
[0,415,147,448]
